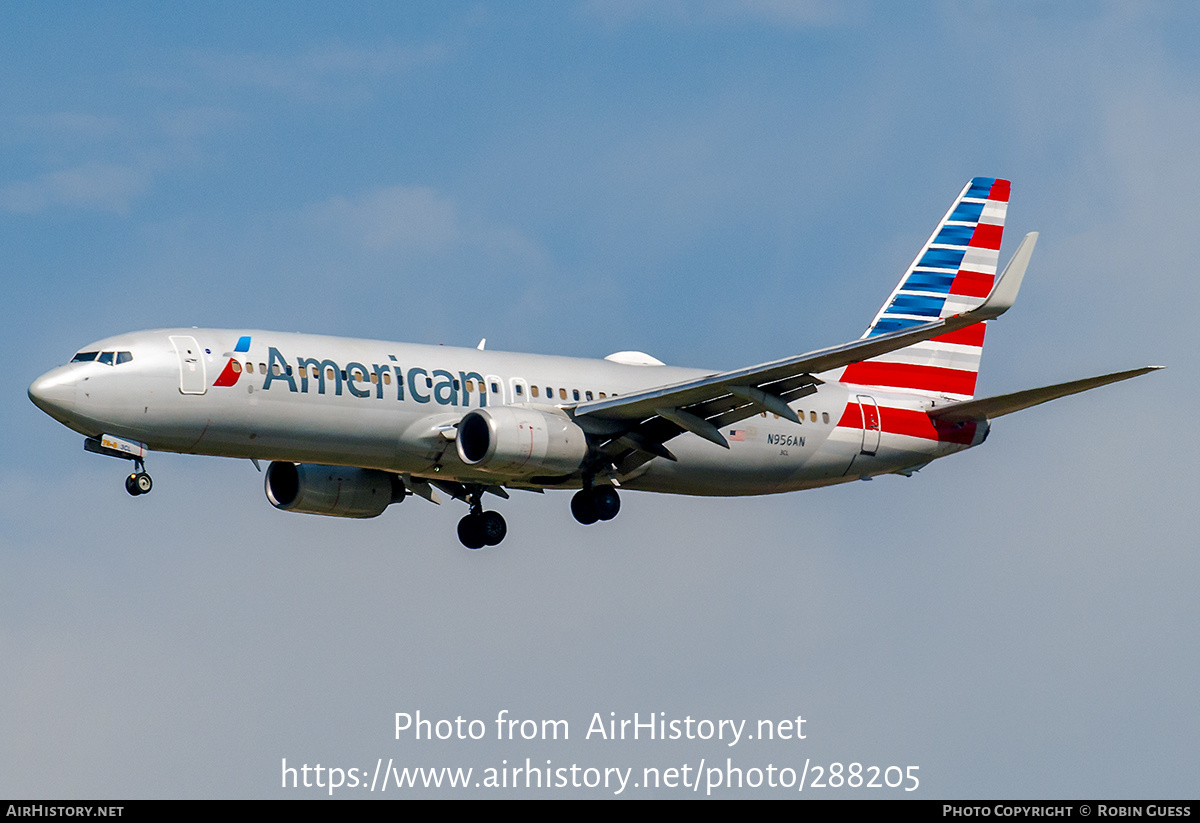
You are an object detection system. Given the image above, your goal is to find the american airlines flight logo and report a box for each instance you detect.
[212,335,252,388]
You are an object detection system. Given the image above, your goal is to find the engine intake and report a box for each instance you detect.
[456,407,588,476]
[265,462,406,519]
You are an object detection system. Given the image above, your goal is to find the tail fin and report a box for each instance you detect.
[840,176,1010,400]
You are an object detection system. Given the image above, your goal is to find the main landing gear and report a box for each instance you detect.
[457,485,507,550]
[571,485,620,525]
[452,481,621,549]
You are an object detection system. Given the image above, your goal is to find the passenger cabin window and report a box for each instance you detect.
[465,380,475,393]
[585,391,593,401]
[515,385,524,397]
[491,382,500,393]
[246,362,254,374]
[572,389,580,401]
[531,386,539,398]
[383,373,392,385]
[810,411,817,423]
[822,412,830,424]
[559,388,567,401]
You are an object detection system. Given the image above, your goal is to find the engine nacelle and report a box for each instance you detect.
[265,462,406,519]
[456,406,589,476]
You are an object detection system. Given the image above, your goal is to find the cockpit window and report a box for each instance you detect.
[71,350,133,365]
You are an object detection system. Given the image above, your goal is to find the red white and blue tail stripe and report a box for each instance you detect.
[840,177,1009,400]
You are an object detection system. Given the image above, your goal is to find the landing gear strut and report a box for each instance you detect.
[457,485,507,549]
[571,484,620,525]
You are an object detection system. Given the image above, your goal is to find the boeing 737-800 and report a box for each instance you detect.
[29,178,1158,548]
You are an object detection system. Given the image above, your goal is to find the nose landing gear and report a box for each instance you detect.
[83,435,154,497]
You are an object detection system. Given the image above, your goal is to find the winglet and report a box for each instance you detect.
[973,231,1037,321]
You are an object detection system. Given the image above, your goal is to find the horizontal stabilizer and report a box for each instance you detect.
[928,366,1162,423]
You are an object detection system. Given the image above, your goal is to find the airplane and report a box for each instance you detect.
[28,177,1159,549]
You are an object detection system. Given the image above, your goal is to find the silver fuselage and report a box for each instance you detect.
[29,328,982,497]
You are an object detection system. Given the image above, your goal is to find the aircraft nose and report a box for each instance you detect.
[29,367,77,421]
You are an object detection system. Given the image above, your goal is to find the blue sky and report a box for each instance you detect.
[3,1,1196,797]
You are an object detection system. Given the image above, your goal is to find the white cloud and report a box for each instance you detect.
[0,107,238,218]
[303,185,463,252]
[582,0,855,28]
[11,112,127,142]
[300,184,549,272]
[0,163,149,215]
[194,42,445,100]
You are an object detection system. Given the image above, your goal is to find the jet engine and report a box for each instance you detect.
[456,407,589,476]
[265,462,406,519]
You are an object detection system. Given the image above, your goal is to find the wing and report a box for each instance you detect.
[570,232,1037,474]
